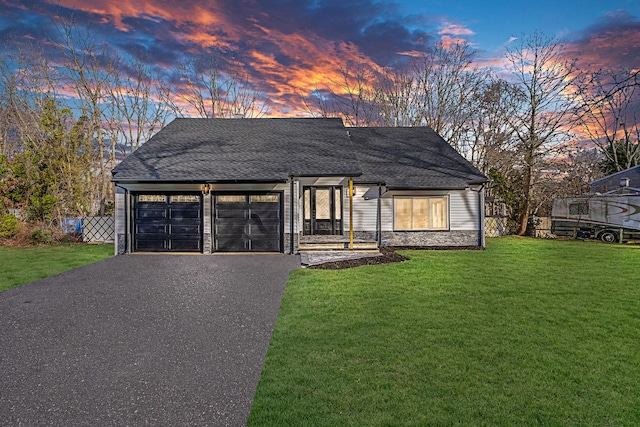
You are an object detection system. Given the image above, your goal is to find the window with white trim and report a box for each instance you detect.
[394,196,448,230]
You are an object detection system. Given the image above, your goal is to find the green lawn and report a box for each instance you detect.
[0,244,114,292]
[249,237,640,426]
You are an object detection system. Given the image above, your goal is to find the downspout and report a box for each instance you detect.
[349,176,354,250]
[472,184,486,248]
[290,176,295,254]
[377,184,382,248]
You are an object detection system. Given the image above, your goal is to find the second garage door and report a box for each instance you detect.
[214,193,282,252]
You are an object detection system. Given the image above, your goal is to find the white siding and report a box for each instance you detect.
[368,189,481,232]
[115,190,126,235]
[350,186,378,231]
[345,187,482,232]
[449,190,480,231]
[114,189,126,255]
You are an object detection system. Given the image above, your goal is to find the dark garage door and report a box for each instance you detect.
[215,193,282,252]
[134,194,202,252]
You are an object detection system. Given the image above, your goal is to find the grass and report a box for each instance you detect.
[0,243,114,292]
[248,237,640,426]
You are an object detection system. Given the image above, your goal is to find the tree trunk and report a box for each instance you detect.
[516,146,535,235]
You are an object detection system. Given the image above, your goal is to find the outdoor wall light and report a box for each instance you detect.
[201,183,211,194]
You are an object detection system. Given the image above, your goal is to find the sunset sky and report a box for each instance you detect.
[1,0,639,116]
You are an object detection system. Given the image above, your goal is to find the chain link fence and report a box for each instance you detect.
[82,216,115,242]
[485,217,513,237]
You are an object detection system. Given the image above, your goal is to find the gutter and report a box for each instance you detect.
[377,183,383,247]
[110,178,290,184]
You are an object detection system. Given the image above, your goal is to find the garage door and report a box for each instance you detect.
[214,193,282,252]
[134,194,202,252]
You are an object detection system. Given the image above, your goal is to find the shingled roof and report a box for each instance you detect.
[349,127,487,189]
[111,118,361,182]
[111,118,487,188]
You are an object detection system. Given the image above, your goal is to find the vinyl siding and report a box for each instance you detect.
[449,190,480,231]
[115,190,126,235]
[345,187,480,232]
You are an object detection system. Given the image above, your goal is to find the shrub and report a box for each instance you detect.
[29,228,54,245]
[0,213,19,238]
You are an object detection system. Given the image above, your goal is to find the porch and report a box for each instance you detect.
[298,234,379,251]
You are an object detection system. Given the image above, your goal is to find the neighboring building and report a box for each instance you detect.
[111,118,487,254]
[590,164,640,194]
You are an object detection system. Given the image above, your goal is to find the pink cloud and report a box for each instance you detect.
[439,22,475,36]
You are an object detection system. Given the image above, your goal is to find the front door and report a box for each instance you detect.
[303,186,342,235]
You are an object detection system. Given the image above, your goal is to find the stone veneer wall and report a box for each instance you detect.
[203,195,212,254]
[117,233,126,254]
[294,230,481,251]
[382,230,480,247]
[284,232,299,254]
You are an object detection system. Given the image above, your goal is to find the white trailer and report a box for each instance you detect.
[551,193,640,242]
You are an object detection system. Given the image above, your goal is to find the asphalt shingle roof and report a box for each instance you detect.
[112,118,487,189]
[349,127,487,189]
[111,118,361,182]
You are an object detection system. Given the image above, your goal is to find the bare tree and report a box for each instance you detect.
[306,61,380,126]
[175,50,268,118]
[314,42,486,135]
[574,67,640,173]
[376,64,419,127]
[504,32,578,235]
[58,17,116,215]
[105,55,175,157]
[0,42,58,156]
[468,77,521,173]
[333,62,381,127]
[412,42,485,154]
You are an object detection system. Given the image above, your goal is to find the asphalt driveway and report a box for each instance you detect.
[0,254,301,426]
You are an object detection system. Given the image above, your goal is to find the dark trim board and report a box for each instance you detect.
[214,191,284,252]
[133,193,203,252]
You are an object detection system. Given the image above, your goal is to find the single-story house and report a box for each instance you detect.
[590,164,640,194]
[111,118,487,254]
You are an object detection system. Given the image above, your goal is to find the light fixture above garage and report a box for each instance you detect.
[201,183,211,194]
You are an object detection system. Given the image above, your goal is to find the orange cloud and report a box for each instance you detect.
[565,27,640,72]
[47,0,382,117]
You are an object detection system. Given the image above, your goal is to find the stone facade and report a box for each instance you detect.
[117,233,126,255]
[381,230,480,247]
[203,195,212,254]
[283,232,299,254]
[295,230,481,251]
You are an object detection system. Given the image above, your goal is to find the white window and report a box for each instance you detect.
[394,196,448,230]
